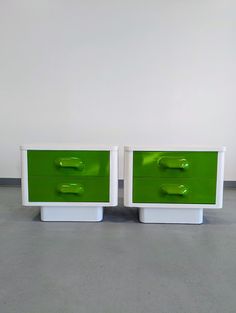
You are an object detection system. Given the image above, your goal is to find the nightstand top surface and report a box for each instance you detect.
[21,144,118,151]
[124,146,226,152]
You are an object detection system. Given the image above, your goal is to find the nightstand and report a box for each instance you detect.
[124,146,225,224]
[21,145,118,221]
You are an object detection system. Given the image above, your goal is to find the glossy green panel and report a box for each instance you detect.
[27,150,110,177]
[28,176,109,202]
[133,151,218,179]
[133,178,217,204]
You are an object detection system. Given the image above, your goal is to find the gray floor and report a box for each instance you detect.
[0,187,236,313]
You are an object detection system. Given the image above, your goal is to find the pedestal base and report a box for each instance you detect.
[139,207,203,224]
[40,206,103,222]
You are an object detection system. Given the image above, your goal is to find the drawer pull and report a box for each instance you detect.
[158,157,189,170]
[57,183,84,195]
[161,184,188,196]
[55,157,84,170]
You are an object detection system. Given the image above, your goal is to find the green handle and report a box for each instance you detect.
[57,183,84,195]
[161,184,188,196]
[158,157,189,170]
[55,157,84,170]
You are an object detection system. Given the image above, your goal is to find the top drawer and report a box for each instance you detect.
[133,151,218,179]
[27,150,110,177]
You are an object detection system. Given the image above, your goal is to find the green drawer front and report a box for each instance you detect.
[133,178,217,204]
[27,150,110,177]
[28,176,109,202]
[133,151,218,179]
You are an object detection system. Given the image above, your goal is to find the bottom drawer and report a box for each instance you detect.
[133,178,216,204]
[28,176,109,202]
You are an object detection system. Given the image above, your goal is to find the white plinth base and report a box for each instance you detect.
[40,206,103,222]
[139,207,203,224]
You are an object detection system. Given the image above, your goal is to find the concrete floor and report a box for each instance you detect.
[0,187,236,313]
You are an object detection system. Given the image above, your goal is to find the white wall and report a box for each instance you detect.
[0,0,235,179]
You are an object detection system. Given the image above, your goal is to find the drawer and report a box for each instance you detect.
[133,178,217,204]
[28,176,109,202]
[133,151,218,179]
[27,150,110,177]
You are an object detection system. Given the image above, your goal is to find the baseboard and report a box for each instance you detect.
[0,178,21,186]
[0,178,235,188]
[224,181,236,188]
[118,180,124,188]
